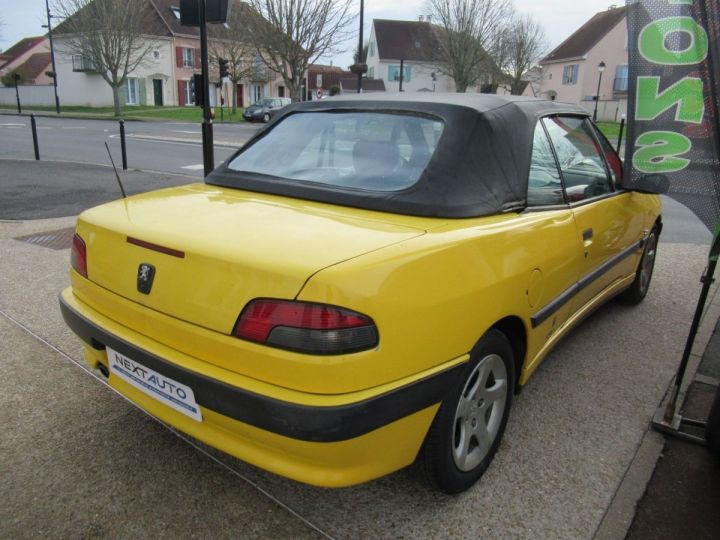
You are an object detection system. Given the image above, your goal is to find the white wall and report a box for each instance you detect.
[0,85,55,106]
[54,37,175,107]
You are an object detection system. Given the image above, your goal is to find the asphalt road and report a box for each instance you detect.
[0,114,261,178]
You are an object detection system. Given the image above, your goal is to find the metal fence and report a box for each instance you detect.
[0,85,56,107]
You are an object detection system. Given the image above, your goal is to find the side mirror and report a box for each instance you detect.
[629,173,670,194]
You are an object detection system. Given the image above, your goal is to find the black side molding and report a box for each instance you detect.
[531,238,644,328]
[59,295,465,442]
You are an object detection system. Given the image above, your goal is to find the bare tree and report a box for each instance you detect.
[210,6,258,113]
[245,0,355,101]
[54,0,156,116]
[429,0,512,92]
[506,14,547,95]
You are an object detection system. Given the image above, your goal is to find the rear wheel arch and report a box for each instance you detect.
[491,316,527,392]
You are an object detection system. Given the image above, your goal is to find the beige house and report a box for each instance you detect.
[526,5,628,122]
[0,36,53,85]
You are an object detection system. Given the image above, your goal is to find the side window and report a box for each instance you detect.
[542,116,613,202]
[591,124,623,188]
[527,122,564,206]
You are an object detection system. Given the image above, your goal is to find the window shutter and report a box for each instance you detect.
[139,78,147,105]
[118,83,127,105]
[176,47,183,68]
[195,49,201,68]
[178,80,186,107]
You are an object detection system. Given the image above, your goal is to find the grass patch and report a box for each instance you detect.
[596,121,623,141]
[0,104,245,123]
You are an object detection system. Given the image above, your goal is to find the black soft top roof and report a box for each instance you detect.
[206,93,588,218]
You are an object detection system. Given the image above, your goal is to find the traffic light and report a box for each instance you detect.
[218,57,229,79]
[192,73,205,107]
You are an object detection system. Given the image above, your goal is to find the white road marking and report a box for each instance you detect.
[62,126,86,129]
[0,123,25,127]
[171,130,199,134]
[181,164,205,170]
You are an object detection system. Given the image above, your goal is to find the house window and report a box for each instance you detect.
[388,64,411,83]
[125,78,139,105]
[614,65,628,92]
[72,55,96,72]
[182,48,194,68]
[562,64,578,85]
[368,66,374,78]
[369,41,375,57]
[152,50,160,61]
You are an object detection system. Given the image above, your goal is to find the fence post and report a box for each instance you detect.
[119,120,127,170]
[30,114,40,160]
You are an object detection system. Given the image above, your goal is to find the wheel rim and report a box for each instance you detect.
[639,232,657,294]
[452,353,508,472]
[263,113,270,122]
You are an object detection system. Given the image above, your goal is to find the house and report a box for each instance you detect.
[527,5,629,122]
[51,0,286,108]
[366,18,454,93]
[307,64,348,99]
[0,36,51,84]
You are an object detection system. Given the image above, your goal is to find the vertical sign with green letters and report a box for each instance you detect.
[625,0,720,231]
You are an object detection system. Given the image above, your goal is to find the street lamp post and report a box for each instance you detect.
[593,60,606,122]
[43,0,61,114]
[357,0,364,93]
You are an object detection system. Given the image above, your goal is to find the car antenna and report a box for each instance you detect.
[104,141,127,198]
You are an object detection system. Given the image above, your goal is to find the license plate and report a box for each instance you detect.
[107,347,202,422]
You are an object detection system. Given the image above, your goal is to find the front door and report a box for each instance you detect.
[542,115,641,312]
[236,84,244,107]
[153,79,163,106]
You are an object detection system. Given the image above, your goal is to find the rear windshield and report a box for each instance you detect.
[226,112,444,192]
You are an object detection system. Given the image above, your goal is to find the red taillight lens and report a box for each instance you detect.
[70,233,88,278]
[233,299,378,354]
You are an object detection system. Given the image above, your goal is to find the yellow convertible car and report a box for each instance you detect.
[60,94,661,493]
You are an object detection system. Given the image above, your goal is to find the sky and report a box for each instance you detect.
[0,0,620,66]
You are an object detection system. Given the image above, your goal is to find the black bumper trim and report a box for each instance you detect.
[59,295,464,442]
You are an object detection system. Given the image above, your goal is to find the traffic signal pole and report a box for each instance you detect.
[198,0,214,176]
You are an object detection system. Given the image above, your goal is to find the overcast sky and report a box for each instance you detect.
[0,0,620,67]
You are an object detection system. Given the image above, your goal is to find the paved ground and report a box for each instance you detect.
[1,160,718,539]
[0,114,261,178]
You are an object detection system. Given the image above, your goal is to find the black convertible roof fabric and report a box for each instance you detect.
[206,93,588,218]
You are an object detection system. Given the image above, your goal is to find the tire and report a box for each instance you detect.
[420,329,515,494]
[620,227,659,305]
[263,113,271,123]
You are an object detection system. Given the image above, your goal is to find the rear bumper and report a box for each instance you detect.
[60,287,464,486]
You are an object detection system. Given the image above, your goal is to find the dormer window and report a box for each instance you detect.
[170,6,181,20]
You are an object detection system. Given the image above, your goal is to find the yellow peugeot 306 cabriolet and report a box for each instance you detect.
[60,94,661,493]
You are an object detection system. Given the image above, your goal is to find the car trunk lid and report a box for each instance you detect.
[76,184,429,335]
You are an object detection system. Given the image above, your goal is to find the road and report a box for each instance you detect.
[0,114,262,178]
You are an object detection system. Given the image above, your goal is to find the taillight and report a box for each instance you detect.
[71,233,88,278]
[233,299,379,355]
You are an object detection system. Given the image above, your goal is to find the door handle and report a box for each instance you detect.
[582,228,593,241]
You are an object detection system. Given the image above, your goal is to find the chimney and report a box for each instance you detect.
[426,14,432,24]
[419,15,424,22]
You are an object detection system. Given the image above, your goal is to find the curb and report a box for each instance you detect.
[593,276,720,539]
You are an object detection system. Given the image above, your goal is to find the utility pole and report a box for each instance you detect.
[198,0,214,176]
[44,0,60,114]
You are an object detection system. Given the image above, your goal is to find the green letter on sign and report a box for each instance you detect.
[634,131,691,173]
[639,16,708,65]
[636,76,705,123]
